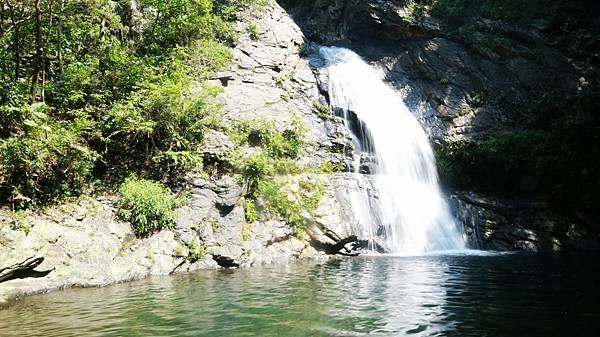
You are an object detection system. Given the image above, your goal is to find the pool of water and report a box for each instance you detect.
[1,252,599,337]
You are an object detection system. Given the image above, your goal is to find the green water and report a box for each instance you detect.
[1,252,599,337]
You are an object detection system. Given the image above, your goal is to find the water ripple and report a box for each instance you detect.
[1,253,599,337]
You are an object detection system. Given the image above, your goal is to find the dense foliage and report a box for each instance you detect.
[229,117,305,193]
[230,117,324,236]
[418,0,600,217]
[117,177,177,236]
[0,0,327,238]
[0,0,262,208]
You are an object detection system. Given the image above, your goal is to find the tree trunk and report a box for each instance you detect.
[31,0,43,103]
[57,0,63,77]
[1,1,5,38]
[0,256,53,283]
[5,0,20,80]
[99,17,106,41]
[41,0,54,102]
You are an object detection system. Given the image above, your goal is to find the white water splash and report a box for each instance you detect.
[320,46,465,255]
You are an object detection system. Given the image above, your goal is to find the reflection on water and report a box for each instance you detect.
[1,253,599,337]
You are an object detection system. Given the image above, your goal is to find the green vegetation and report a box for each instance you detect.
[188,237,206,261]
[228,116,326,236]
[247,21,261,40]
[403,0,427,25]
[116,177,178,237]
[313,102,333,121]
[0,209,32,234]
[435,123,600,216]
[244,199,259,223]
[0,102,98,205]
[229,117,305,193]
[319,161,346,174]
[257,178,324,236]
[0,0,265,209]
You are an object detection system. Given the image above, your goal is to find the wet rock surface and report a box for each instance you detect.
[282,0,600,250]
[449,192,600,252]
[282,0,599,143]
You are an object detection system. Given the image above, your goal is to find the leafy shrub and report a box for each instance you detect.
[244,198,259,223]
[236,151,274,193]
[117,177,177,237]
[229,117,306,194]
[313,102,332,120]
[320,161,346,174]
[0,103,98,207]
[247,22,261,40]
[102,69,223,182]
[186,40,233,78]
[188,237,206,261]
[257,178,324,236]
[231,117,306,159]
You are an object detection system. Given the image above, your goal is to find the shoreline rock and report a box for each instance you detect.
[0,1,359,309]
[449,191,600,252]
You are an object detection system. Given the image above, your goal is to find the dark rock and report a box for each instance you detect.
[0,257,53,283]
[449,192,600,252]
[212,255,240,268]
[358,154,377,174]
[284,0,597,144]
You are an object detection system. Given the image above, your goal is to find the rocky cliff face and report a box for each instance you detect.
[280,0,600,251]
[449,192,600,252]
[282,0,599,142]
[2,1,598,306]
[0,2,375,307]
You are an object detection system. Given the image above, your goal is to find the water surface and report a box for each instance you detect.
[1,253,598,337]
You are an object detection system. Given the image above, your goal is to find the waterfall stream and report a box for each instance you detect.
[320,46,465,254]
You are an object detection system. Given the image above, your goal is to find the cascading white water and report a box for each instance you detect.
[320,46,465,255]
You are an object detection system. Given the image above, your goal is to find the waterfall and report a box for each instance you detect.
[319,46,465,255]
